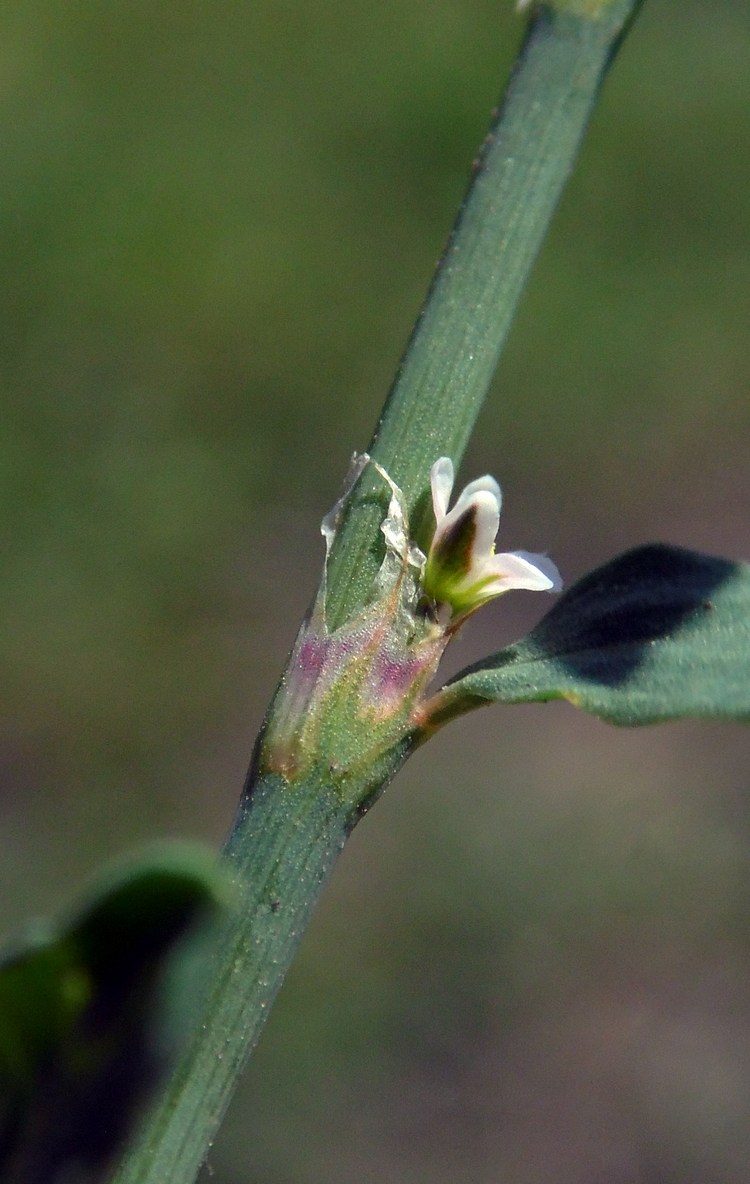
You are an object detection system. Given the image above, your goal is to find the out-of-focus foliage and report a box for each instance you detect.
[0,845,225,1184]
[1,1,748,1181]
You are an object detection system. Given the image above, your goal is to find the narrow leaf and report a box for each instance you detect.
[427,545,750,728]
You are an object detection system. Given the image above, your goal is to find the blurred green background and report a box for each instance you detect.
[2,1,749,1180]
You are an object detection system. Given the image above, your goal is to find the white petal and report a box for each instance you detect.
[430,457,454,523]
[483,550,562,593]
[451,474,502,519]
[465,488,501,560]
[512,551,563,591]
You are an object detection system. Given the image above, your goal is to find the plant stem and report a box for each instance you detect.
[325,0,644,631]
[113,3,643,1181]
[112,767,357,1184]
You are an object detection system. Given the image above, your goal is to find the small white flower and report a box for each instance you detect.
[423,457,561,621]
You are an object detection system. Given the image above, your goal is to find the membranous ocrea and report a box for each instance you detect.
[259,455,560,806]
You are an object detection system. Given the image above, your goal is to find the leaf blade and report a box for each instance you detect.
[428,545,750,728]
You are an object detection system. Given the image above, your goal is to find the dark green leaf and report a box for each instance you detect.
[0,843,227,1184]
[428,545,750,727]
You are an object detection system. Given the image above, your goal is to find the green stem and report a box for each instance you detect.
[113,3,643,1181]
[325,0,643,630]
[112,767,356,1184]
